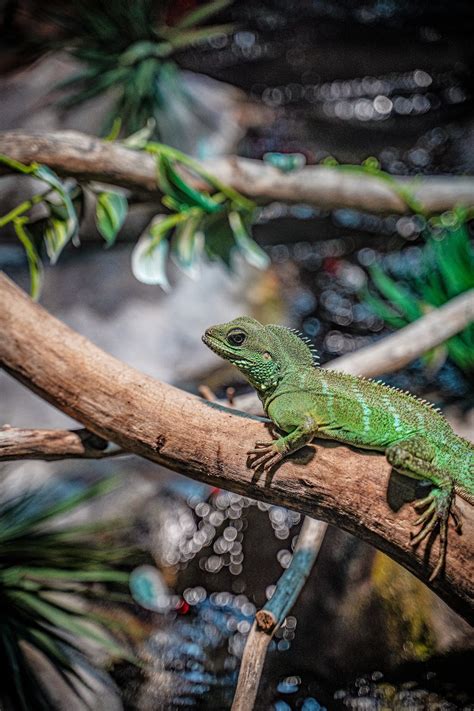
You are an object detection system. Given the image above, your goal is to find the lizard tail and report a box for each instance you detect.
[454,484,474,505]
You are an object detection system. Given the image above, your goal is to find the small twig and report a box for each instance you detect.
[197,384,217,402]
[0,426,123,461]
[231,518,327,711]
[226,387,236,406]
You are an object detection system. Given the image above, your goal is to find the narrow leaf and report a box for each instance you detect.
[43,217,71,264]
[13,219,43,301]
[174,0,233,29]
[95,191,128,246]
[171,213,204,278]
[131,218,171,289]
[228,210,269,269]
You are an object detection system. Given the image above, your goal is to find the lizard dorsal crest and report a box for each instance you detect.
[265,325,319,368]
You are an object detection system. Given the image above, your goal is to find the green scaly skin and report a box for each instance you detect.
[202,316,474,581]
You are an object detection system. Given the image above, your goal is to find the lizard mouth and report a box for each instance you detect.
[202,331,251,366]
[201,332,228,358]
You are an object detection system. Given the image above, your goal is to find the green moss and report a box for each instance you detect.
[372,551,437,664]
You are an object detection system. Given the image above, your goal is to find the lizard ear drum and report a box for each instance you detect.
[263,352,272,360]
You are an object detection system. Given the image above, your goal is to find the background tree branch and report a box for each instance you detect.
[1,130,474,214]
[0,425,122,461]
[0,272,472,621]
[231,517,328,711]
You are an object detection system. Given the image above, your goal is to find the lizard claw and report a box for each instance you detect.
[247,441,284,472]
[410,488,463,581]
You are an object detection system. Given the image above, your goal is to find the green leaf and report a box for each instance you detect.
[13,219,43,301]
[228,210,269,269]
[171,212,204,278]
[14,591,130,659]
[369,263,422,322]
[95,191,128,245]
[0,477,121,542]
[43,217,71,264]
[158,154,222,213]
[174,0,233,29]
[131,218,171,289]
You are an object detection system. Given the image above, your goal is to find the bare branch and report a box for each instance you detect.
[0,425,122,461]
[0,272,472,621]
[1,130,474,214]
[232,518,328,711]
[332,290,474,377]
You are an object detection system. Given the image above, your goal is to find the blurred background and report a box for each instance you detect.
[0,1,473,709]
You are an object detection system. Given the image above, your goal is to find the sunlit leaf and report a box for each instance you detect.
[95,191,128,245]
[228,210,269,269]
[43,217,72,264]
[171,213,204,278]
[131,218,171,289]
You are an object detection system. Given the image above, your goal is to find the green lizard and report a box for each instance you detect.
[202,316,474,581]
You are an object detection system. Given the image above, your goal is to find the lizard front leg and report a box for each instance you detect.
[247,416,317,473]
[386,436,462,581]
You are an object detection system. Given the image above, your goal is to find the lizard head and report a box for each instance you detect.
[202,316,317,392]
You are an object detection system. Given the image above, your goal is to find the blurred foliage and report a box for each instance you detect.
[132,141,266,289]
[364,223,474,374]
[0,143,267,297]
[0,477,139,710]
[49,0,233,137]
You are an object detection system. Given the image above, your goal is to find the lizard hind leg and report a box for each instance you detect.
[385,436,462,581]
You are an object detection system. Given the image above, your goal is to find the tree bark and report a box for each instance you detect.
[0,426,121,460]
[1,130,474,214]
[0,272,472,622]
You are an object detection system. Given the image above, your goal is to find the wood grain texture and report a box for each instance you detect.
[0,273,472,621]
[1,130,474,214]
[0,426,120,460]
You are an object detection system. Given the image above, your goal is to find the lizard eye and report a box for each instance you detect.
[227,330,246,347]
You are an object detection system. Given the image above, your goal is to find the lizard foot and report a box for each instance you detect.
[247,441,284,472]
[410,488,462,581]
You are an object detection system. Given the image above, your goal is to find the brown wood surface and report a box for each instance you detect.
[0,426,119,460]
[0,272,472,622]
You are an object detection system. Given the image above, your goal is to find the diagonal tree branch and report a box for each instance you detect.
[0,272,472,621]
[1,290,472,462]
[1,130,474,214]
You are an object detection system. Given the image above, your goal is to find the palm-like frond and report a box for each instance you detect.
[364,225,474,374]
[0,477,139,710]
[48,0,234,136]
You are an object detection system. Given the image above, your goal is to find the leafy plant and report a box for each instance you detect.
[363,224,474,374]
[0,155,80,298]
[0,145,268,298]
[49,0,234,138]
[0,477,138,710]
[131,142,268,288]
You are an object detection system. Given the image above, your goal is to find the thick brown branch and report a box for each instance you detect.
[0,273,472,621]
[1,130,474,214]
[0,426,121,461]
